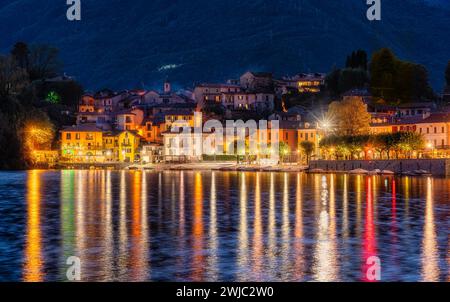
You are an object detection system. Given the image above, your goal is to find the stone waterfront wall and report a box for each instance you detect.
[310,159,450,177]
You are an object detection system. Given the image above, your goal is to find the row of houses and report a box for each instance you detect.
[58,71,327,164]
[341,90,450,153]
[194,71,326,112]
[61,109,324,164]
[371,111,450,151]
[59,70,450,165]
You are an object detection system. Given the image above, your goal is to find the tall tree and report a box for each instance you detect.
[0,55,29,97]
[326,98,372,136]
[11,42,29,69]
[370,48,434,102]
[338,68,369,92]
[325,67,341,97]
[370,48,397,100]
[300,141,314,164]
[28,44,62,81]
[346,50,368,70]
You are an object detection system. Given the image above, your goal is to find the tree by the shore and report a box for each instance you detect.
[0,42,81,169]
[300,141,315,164]
[326,97,371,136]
[320,132,425,160]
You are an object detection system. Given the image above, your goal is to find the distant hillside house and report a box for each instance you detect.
[240,71,274,92]
[279,73,325,94]
[221,92,274,112]
[79,91,129,113]
[139,81,188,105]
[116,108,145,132]
[194,83,241,108]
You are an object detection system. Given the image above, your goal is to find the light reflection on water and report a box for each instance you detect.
[0,170,449,282]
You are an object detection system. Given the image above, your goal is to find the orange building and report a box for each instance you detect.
[298,123,323,159]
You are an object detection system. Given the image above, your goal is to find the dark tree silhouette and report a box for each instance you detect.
[11,42,29,69]
[28,44,62,81]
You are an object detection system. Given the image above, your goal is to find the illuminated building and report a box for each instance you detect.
[60,125,142,163]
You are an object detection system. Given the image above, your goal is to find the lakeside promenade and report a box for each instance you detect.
[56,158,450,176]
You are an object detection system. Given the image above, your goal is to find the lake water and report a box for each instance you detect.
[0,170,449,282]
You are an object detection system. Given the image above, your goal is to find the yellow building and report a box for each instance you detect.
[60,124,105,163]
[117,131,141,163]
[61,125,142,163]
[370,123,393,135]
[102,133,118,162]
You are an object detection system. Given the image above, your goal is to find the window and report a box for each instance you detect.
[427,128,430,134]
[76,133,81,140]
[442,127,445,133]
[442,139,445,147]
[305,133,309,140]
[66,133,72,140]
[434,127,437,134]
[125,116,132,123]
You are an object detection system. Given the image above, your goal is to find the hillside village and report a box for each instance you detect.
[2,42,450,169]
[52,69,450,168]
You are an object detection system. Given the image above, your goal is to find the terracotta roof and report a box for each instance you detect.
[421,113,450,124]
[371,113,450,126]
[61,124,103,132]
[277,120,302,130]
